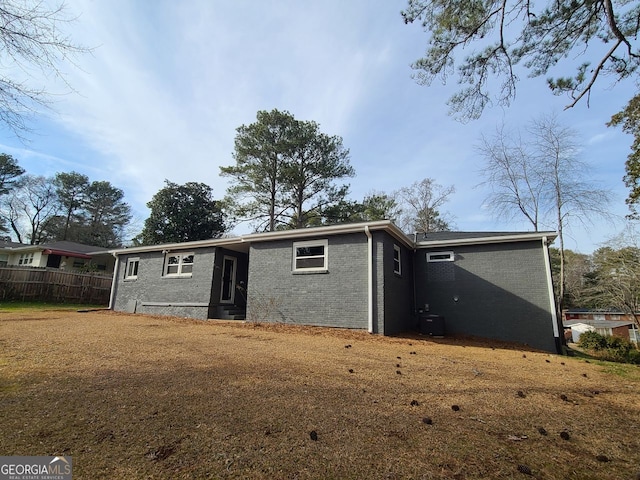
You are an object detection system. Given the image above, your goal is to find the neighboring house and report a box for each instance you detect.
[0,240,115,274]
[564,310,639,344]
[564,320,637,344]
[109,221,561,352]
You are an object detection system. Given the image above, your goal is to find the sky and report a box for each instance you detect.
[0,0,635,253]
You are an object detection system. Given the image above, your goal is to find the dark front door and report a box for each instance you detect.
[46,254,61,268]
[220,256,237,304]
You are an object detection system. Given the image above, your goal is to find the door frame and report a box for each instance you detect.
[220,255,237,304]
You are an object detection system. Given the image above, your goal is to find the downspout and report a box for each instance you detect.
[108,252,119,310]
[364,226,374,333]
[542,236,561,351]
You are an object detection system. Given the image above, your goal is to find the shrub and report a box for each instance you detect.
[626,348,640,365]
[604,335,632,353]
[578,331,640,364]
[578,331,607,350]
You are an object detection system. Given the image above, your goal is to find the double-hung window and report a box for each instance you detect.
[18,253,34,265]
[164,252,194,277]
[124,257,140,280]
[393,244,402,275]
[293,240,328,272]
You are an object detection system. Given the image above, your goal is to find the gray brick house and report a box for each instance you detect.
[109,221,561,352]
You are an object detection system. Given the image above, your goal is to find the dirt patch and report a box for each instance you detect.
[0,309,639,479]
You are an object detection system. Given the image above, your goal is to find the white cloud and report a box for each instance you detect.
[0,0,632,252]
[44,0,401,216]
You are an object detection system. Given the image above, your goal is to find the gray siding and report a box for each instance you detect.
[246,233,369,329]
[381,235,415,335]
[112,247,217,319]
[414,241,558,352]
[108,227,557,350]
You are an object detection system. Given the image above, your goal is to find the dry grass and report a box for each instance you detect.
[1,309,639,479]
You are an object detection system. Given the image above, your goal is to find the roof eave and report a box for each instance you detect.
[109,221,414,256]
[415,232,557,248]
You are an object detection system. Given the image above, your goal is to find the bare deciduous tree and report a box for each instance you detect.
[479,115,613,311]
[0,0,86,136]
[4,174,58,244]
[589,228,640,333]
[396,178,455,234]
[477,125,544,231]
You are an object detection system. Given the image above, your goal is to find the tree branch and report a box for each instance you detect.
[564,39,622,110]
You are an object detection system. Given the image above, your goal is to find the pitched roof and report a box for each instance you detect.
[564,319,634,328]
[0,239,24,249]
[40,241,109,255]
[0,240,109,257]
[109,221,557,256]
[110,220,413,255]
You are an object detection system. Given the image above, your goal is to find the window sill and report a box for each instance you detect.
[292,269,329,275]
[163,274,193,279]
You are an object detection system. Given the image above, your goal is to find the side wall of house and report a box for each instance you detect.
[378,233,415,335]
[414,241,558,352]
[7,251,44,267]
[246,233,369,329]
[611,325,631,340]
[112,247,217,319]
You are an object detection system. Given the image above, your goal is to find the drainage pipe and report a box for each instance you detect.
[364,226,374,333]
[108,253,119,310]
[542,236,560,343]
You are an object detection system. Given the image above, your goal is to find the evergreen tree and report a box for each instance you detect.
[137,180,225,245]
[221,109,354,231]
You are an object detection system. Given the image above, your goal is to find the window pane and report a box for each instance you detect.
[181,264,193,274]
[167,265,179,275]
[167,256,180,265]
[127,261,138,277]
[182,255,194,264]
[427,252,454,262]
[296,257,325,269]
[297,246,324,257]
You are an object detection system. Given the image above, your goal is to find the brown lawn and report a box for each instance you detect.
[0,309,639,479]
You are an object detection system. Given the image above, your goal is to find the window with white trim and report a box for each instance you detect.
[427,251,455,262]
[18,253,34,265]
[72,260,85,269]
[393,244,402,275]
[293,240,328,272]
[124,257,140,280]
[164,252,194,277]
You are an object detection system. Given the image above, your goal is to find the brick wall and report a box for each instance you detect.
[246,233,369,329]
[112,247,217,319]
[379,234,415,335]
[414,241,558,352]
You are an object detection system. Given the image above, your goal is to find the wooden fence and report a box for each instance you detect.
[0,266,113,305]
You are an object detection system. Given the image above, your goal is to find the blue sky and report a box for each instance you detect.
[0,0,634,252]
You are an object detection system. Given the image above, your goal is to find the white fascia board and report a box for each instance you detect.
[245,220,412,245]
[110,224,549,256]
[415,232,557,248]
[110,221,414,256]
[1,245,44,253]
[109,237,247,256]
